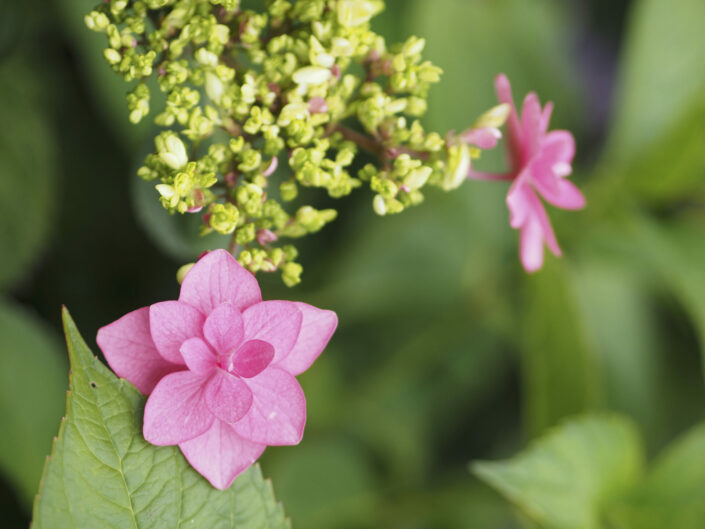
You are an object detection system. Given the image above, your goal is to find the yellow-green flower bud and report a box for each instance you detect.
[176,262,195,284]
[209,203,240,234]
[157,133,188,170]
[281,262,303,287]
[292,66,331,86]
[442,144,471,191]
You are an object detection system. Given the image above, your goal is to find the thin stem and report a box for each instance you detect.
[329,123,384,158]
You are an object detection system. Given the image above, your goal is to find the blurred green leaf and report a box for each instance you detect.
[410,0,582,146]
[32,308,290,529]
[265,438,378,529]
[610,422,705,529]
[53,0,157,149]
[521,260,602,437]
[0,300,66,507]
[608,0,705,161]
[571,252,662,444]
[473,414,644,529]
[631,217,705,379]
[602,0,705,200]
[0,59,57,289]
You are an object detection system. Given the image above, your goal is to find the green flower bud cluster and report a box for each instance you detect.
[86,0,501,285]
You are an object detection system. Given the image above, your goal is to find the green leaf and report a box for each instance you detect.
[609,422,705,529]
[0,58,57,289]
[53,0,156,150]
[264,438,378,529]
[0,300,66,507]
[31,308,290,529]
[521,260,602,437]
[607,0,705,162]
[410,0,583,151]
[473,414,644,529]
[601,0,705,201]
[570,250,663,444]
[630,217,705,380]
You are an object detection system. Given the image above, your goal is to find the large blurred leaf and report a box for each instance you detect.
[32,309,290,529]
[0,300,66,507]
[265,438,378,529]
[410,0,582,143]
[346,310,510,482]
[54,0,156,149]
[570,248,663,444]
[0,59,57,289]
[602,0,705,200]
[608,0,705,161]
[631,217,705,379]
[521,260,602,437]
[610,422,705,529]
[473,414,644,529]
[319,185,511,322]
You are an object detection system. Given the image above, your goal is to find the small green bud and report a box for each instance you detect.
[403,166,431,190]
[157,133,188,170]
[280,180,298,201]
[281,262,303,287]
[104,48,122,64]
[235,223,256,244]
[209,203,240,234]
[442,144,471,191]
[205,72,224,103]
[474,103,510,129]
[372,194,386,215]
[85,11,110,31]
[292,66,332,85]
[337,0,375,27]
[176,262,195,284]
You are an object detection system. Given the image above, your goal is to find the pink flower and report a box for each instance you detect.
[470,74,586,272]
[96,250,338,489]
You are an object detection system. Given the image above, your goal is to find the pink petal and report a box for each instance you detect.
[97,307,182,395]
[506,176,533,229]
[534,178,586,211]
[460,127,501,149]
[242,301,302,365]
[530,194,562,257]
[204,370,253,423]
[143,371,214,445]
[521,93,543,160]
[540,130,575,165]
[203,302,244,355]
[519,215,545,273]
[233,367,306,446]
[494,73,523,171]
[179,421,266,490]
[149,301,205,364]
[275,302,337,376]
[232,340,275,378]
[539,101,554,137]
[179,250,261,314]
[180,337,217,376]
[527,131,574,199]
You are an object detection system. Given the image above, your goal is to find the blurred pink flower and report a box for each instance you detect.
[471,74,586,272]
[97,250,337,489]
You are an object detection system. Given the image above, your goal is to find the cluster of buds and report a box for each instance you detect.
[86,0,504,285]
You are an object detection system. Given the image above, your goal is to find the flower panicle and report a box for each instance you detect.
[85,0,503,284]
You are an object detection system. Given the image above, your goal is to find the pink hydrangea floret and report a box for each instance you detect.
[469,74,586,272]
[96,249,337,489]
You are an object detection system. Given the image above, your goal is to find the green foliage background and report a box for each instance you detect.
[1,0,705,527]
